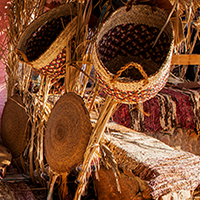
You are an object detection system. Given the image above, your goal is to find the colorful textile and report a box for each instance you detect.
[106,123,200,199]
[113,87,200,133]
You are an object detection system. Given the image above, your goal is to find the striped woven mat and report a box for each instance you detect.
[113,86,200,133]
[105,122,200,199]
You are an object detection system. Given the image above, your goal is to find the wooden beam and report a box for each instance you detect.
[171,54,200,65]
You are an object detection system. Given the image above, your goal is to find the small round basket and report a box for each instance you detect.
[1,94,30,158]
[93,4,174,104]
[45,92,92,173]
[16,3,77,79]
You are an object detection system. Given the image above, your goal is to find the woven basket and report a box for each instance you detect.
[93,5,174,104]
[1,94,30,158]
[16,3,77,79]
[45,92,92,173]
[94,166,144,200]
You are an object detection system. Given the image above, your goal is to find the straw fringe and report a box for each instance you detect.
[74,96,118,200]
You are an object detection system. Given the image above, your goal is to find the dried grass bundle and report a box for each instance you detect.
[0,0,47,98]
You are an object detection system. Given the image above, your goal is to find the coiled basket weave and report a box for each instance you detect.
[93,5,174,104]
[16,3,77,79]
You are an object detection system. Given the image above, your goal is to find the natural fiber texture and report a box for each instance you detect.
[105,122,200,199]
[16,3,77,77]
[1,94,30,158]
[128,87,200,133]
[45,92,92,173]
[93,4,174,104]
[94,166,142,200]
[0,144,12,168]
[74,96,118,200]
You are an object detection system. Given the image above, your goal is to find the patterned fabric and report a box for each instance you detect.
[106,123,200,199]
[1,165,37,200]
[113,86,200,133]
[112,104,132,128]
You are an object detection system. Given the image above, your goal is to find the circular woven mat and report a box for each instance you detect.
[1,94,30,158]
[45,92,92,173]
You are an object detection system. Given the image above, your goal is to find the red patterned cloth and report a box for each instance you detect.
[112,104,132,128]
[113,87,200,133]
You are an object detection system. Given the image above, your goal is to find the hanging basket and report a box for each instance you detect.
[93,5,174,104]
[16,3,77,79]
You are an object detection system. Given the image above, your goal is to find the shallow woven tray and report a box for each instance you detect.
[1,94,30,158]
[45,92,92,173]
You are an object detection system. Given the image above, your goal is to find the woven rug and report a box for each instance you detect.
[105,122,200,199]
[0,165,46,200]
[113,86,200,133]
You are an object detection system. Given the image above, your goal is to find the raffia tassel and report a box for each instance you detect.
[59,172,69,200]
[47,174,59,200]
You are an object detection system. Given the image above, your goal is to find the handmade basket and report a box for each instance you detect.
[1,94,30,158]
[45,92,92,173]
[94,166,146,200]
[16,3,77,79]
[93,5,174,104]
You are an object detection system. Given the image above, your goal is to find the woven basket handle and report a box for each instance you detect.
[112,62,148,85]
[126,0,136,11]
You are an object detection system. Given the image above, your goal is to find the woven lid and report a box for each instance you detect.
[45,92,92,173]
[1,94,30,158]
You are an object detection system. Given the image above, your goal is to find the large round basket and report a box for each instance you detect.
[16,3,77,79]
[93,4,174,104]
[45,92,92,173]
[1,94,30,158]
